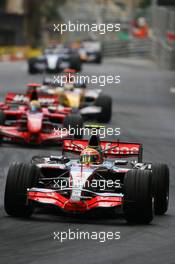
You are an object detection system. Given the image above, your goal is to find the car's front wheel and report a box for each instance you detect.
[123,169,153,224]
[152,163,169,215]
[4,163,40,217]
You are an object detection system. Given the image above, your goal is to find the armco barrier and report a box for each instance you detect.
[103,37,175,70]
[103,38,150,57]
[150,37,175,70]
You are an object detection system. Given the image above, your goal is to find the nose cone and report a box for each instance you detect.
[27,113,43,133]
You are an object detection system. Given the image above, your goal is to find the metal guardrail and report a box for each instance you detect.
[152,6,175,37]
[102,38,150,57]
[103,37,175,70]
[150,37,175,70]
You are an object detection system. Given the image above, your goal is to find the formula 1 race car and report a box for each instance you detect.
[4,133,169,224]
[43,68,87,89]
[0,100,83,145]
[41,76,112,123]
[5,83,59,107]
[28,45,82,74]
[79,40,103,63]
[5,81,112,123]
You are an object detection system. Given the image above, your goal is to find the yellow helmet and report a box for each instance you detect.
[30,100,41,112]
[80,147,101,165]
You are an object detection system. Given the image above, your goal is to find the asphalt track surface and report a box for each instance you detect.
[0,58,175,264]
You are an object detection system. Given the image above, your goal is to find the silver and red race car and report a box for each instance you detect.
[4,134,169,224]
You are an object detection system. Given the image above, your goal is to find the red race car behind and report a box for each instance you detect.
[0,100,83,145]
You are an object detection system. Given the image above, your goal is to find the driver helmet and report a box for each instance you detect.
[80,147,102,165]
[30,100,41,112]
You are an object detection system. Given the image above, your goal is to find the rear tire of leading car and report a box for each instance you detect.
[63,114,83,139]
[28,59,38,74]
[123,169,153,224]
[95,52,102,64]
[4,163,40,217]
[28,65,38,74]
[152,163,169,215]
[70,55,82,72]
[95,94,112,123]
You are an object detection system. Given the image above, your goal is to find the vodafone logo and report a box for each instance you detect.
[64,141,140,155]
[102,142,139,155]
[107,146,139,155]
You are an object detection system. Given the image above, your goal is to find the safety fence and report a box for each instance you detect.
[102,38,151,57]
[150,37,175,70]
[0,39,174,70]
[102,37,175,70]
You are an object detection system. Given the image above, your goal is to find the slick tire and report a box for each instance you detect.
[0,110,5,125]
[95,52,102,64]
[28,65,38,74]
[28,59,38,74]
[152,163,169,215]
[123,169,153,224]
[95,94,112,123]
[4,163,40,217]
[70,55,82,72]
[63,114,83,139]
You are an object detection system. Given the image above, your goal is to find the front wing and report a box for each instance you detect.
[28,188,123,212]
[0,126,69,144]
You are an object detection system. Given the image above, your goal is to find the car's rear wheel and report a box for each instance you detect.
[4,163,40,217]
[63,114,83,139]
[70,55,82,72]
[28,59,38,74]
[95,52,102,64]
[152,163,169,215]
[95,94,112,123]
[123,169,153,224]
[28,65,38,74]
[0,110,5,125]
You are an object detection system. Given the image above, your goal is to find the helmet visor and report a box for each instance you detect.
[81,154,99,164]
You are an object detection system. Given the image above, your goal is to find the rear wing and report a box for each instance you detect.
[63,139,143,162]
[5,92,59,106]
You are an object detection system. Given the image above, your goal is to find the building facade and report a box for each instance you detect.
[0,0,26,45]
